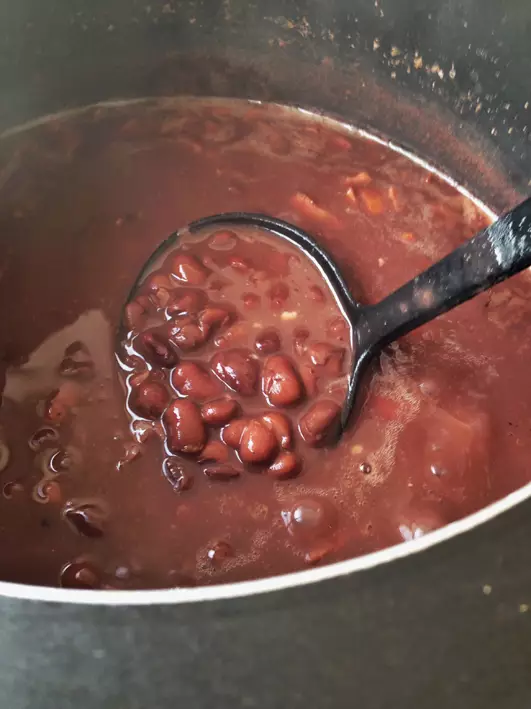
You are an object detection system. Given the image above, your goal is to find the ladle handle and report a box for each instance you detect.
[356,196,531,355]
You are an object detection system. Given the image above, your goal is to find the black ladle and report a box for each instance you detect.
[122,197,531,435]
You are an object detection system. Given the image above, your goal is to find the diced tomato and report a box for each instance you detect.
[360,187,385,215]
[345,187,358,205]
[342,171,372,187]
[290,192,341,228]
[387,185,404,211]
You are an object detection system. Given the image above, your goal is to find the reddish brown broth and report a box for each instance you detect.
[0,98,528,590]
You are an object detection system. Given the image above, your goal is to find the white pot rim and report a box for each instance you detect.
[1,480,528,606]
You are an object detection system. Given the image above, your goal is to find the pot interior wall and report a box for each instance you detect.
[1,0,530,212]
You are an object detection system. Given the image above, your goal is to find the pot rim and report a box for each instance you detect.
[2,479,529,606]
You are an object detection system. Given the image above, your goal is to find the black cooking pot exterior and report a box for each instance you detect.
[0,1,530,707]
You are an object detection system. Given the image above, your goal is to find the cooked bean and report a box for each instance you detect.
[239,418,277,464]
[43,383,81,424]
[293,327,310,357]
[254,328,281,355]
[166,288,207,317]
[171,362,221,401]
[129,376,170,419]
[163,399,206,454]
[242,292,261,310]
[207,540,234,562]
[63,500,107,538]
[208,230,238,251]
[135,329,179,368]
[170,253,209,285]
[124,296,151,330]
[201,398,240,426]
[198,440,229,463]
[298,400,341,446]
[168,315,207,351]
[211,348,259,395]
[267,451,300,479]
[59,560,102,589]
[198,306,232,336]
[261,412,292,449]
[283,497,338,541]
[262,355,303,407]
[307,342,345,375]
[204,464,240,480]
[221,418,247,448]
[267,282,290,309]
[29,426,60,451]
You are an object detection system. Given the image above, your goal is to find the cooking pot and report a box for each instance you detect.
[0,1,530,707]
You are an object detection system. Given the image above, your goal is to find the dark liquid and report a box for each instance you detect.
[0,98,527,590]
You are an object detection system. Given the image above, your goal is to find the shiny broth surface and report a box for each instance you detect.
[0,98,527,590]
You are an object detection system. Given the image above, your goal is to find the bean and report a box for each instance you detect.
[204,464,240,480]
[207,540,233,562]
[135,329,179,368]
[221,419,247,448]
[254,328,281,355]
[293,327,310,357]
[166,288,207,317]
[149,287,171,309]
[58,356,95,380]
[283,497,338,541]
[261,412,292,449]
[170,253,209,285]
[3,481,24,499]
[147,272,174,292]
[147,273,174,309]
[198,307,232,336]
[124,296,151,330]
[63,500,107,538]
[262,355,303,407]
[213,322,248,349]
[211,348,259,395]
[129,376,170,419]
[267,282,290,309]
[267,451,300,479]
[308,285,325,303]
[163,399,206,454]
[168,315,207,351]
[60,560,102,589]
[208,230,238,251]
[163,458,194,492]
[239,418,277,464]
[327,316,349,343]
[43,383,81,423]
[49,446,81,474]
[298,400,341,446]
[307,342,345,375]
[171,362,221,401]
[242,293,261,310]
[198,440,229,463]
[201,398,240,426]
[33,479,62,505]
